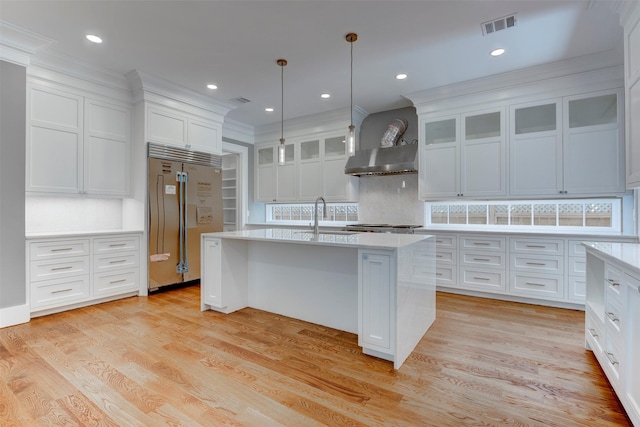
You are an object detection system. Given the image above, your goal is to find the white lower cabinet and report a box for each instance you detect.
[432,232,628,306]
[359,250,393,352]
[584,244,640,426]
[28,233,141,315]
[202,237,222,308]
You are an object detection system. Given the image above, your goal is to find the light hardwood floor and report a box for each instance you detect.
[0,285,632,426]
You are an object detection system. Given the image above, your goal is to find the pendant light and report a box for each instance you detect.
[346,33,357,157]
[277,58,287,166]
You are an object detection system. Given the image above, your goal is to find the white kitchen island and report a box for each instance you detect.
[200,229,436,369]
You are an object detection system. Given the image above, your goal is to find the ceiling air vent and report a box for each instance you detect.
[231,96,252,104]
[482,13,517,36]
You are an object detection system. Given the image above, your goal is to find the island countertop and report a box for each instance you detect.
[202,228,431,249]
[582,241,640,278]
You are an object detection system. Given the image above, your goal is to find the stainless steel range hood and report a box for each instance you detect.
[344,144,418,176]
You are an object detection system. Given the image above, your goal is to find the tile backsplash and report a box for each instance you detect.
[357,174,424,225]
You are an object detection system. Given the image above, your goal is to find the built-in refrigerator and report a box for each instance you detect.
[148,143,223,291]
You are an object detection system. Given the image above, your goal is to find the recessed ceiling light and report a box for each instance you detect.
[265,107,274,112]
[321,93,331,99]
[206,84,218,90]
[85,34,102,44]
[396,73,408,80]
[490,48,505,56]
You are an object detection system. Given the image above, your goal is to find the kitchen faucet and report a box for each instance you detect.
[313,196,327,236]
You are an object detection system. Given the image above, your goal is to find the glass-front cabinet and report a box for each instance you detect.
[420,108,506,200]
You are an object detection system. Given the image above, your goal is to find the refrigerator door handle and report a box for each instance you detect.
[176,171,187,274]
[183,171,189,273]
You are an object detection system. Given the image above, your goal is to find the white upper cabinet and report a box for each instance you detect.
[256,145,277,202]
[420,108,506,199]
[27,83,131,196]
[298,139,322,200]
[147,105,222,155]
[276,143,297,202]
[323,135,357,201]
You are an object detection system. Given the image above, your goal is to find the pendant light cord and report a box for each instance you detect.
[281,61,284,142]
[350,36,353,127]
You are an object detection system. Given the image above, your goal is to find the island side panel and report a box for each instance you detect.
[201,236,249,314]
[247,241,359,333]
[395,237,437,369]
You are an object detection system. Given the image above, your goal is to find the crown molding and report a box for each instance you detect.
[127,70,238,120]
[253,106,368,142]
[406,50,623,112]
[0,20,55,66]
[223,118,255,144]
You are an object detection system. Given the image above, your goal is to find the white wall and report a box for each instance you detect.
[25,197,123,233]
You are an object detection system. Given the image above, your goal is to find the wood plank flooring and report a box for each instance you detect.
[0,285,632,426]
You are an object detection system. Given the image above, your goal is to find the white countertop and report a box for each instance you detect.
[203,228,431,249]
[25,229,144,239]
[583,242,640,277]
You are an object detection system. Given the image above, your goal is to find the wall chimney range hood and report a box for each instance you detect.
[344,144,418,176]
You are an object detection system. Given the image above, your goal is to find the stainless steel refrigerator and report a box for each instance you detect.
[148,143,223,291]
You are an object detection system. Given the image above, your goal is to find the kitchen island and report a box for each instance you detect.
[200,229,436,369]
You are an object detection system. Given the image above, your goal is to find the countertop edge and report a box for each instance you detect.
[26,230,144,239]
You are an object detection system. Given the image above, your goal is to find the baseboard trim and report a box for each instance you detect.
[0,304,30,328]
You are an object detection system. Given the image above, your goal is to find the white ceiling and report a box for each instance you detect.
[0,0,625,128]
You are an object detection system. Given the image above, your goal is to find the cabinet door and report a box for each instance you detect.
[626,7,640,188]
[563,91,625,196]
[188,119,221,154]
[299,139,322,201]
[359,251,392,350]
[255,146,276,202]
[27,85,83,194]
[276,143,297,201]
[420,116,459,199]
[461,109,506,197]
[84,99,131,196]
[202,238,223,308]
[323,136,356,201]
[147,107,187,147]
[509,100,562,196]
[625,273,640,425]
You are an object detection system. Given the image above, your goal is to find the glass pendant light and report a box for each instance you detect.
[277,59,287,165]
[346,33,357,157]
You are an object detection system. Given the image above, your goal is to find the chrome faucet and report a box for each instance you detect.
[313,196,327,236]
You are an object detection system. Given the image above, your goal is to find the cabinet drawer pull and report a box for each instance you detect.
[473,242,491,246]
[436,273,442,276]
[588,328,598,338]
[606,312,620,323]
[525,245,546,249]
[525,282,546,287]
[473,258,491,262]
[473,277,490,281]
[51,266,73,271]
[109,279,128,284]
[108,243,127,247]
[109,260,127,264]
[605,352,619,366]
[606,278,620,287]
[51,247,73,252]
[436,255,443,259]
[51,288,72,294]
[526,262,546,266]
[436,240,443,243]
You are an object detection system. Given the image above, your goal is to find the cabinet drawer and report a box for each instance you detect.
[605,265,624,305]
[603,336,622,384]
[435,265,457,287]
[94,251,139,272]
[435,248,456,264]
[94,235,139,253]
[460,251,505,268]
[510,238,564,255]
[434,235,456,249]
[460,268,505,292]
[585,310,603,353]
[568,277,586,302]
[510,254,563,274]
[509,272,563,299]
[30,239,90,260]
[568,257,586,277]
[460,235,506,251]
[568,240,587,257]
[605,295,623,339]
[30,256,90,282]
[94,269,139,298]
[31,276,90,309]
